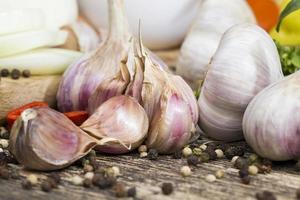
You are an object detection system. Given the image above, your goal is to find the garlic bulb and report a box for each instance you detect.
[81,95,149,154]
[9,107,97,171]
[176,0,256,89]
[57,0,131,112]
[243,72,300,161]
[198,23,284,141]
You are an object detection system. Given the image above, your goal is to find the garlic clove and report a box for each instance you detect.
[243,72,300,161]
[9,107,97,171]
[198,23,284,141]
[146,85,194,154]
[81,95,149,154]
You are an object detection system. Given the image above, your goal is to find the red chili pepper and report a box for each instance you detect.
[6,102,49,128]
[63,111,89,126]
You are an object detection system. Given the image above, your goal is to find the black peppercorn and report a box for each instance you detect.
[173,150,182,159]
[241,176,250,185]
[114,183,127,198]
[1,69,9,77]
[205,147,217,160]
[11,69,21,80]
[93,174,116,189]
[83,179,92,188]
[47,177,58,188]
[148,149,158,160]
[187,155,199,166]
[256,191,276,200]
[41,181,52,192]
[224,146,245,159]
[199,152,210,162]
[234,157,248,170]
[161,182,173,195]
[49,172,61,184]
[22,70,31,78]
[238,168,249,178]
[127,187,136,197]
[22,180,32,190]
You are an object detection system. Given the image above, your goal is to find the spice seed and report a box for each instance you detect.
[41,181,52,192]
[199,144,207,151]
[192,148,202,156]
[180,166,192,177]
[231,156,239,164]
[187,155,199,166]
[0,139,9,149]
[140,152,148,158]
[239,168,249,178]
[11,69,21,80]
[127,187,136,197]
[114,183,127,198]
[22,180,32,190]
[182,147,193,158]
[111,166,120,177]
[148,149,158,160]
[84,172,94,180]
[215,170,225,179]
[241,176,250,185]
[138,145,147,153]
[83,164,94,172]
[83,179,92,188]
[215,149,224,158]
[27,174,38,185]
[205,174,216,182]
[0,69,9,77]
[234,157,248,170]
[22,70,31,78]
[248,165,259,175]
[71,175,84,186]
[161,182,173,195]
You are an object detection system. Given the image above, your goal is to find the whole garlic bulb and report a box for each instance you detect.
[198,23,284,141]
[81,95,149,154]
[176,0,256,89]
[243,72,300,161]
[57,0,131,112]
[9,107,97,171]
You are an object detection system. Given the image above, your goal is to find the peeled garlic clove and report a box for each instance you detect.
[9,107,97,171]
[243,72,300,161]
[57,0,131,112]
[176,0,256,89]
[146,85,194,154]
[198,23,284,141]
[81,95,149,154]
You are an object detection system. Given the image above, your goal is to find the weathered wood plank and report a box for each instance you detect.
[0,153,299,200]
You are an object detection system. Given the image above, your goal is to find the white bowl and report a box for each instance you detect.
[78,0,200,50]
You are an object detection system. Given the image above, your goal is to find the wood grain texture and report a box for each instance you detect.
[0,76,61,124]
[1,154,299,200]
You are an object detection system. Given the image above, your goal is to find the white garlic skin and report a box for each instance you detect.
[176,0,256,89]
[243,72,300,161]
[198,23,284,141]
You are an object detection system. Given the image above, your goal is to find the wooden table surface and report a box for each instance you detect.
[1,145,299,200]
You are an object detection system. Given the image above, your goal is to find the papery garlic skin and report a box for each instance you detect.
[176,0,256,89]
[81,95,149,154]
[198,23,284,141]
[243,72,300,161]
[57,0,131,112]
[9,107,97,171]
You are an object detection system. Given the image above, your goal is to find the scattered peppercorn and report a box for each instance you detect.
[11,69,21,80]
[72,175,83,186]
[127,187,136,197]
[83,179,93,188]
[27,174,38,186]
[22,180,32,190]
[138,145,147,153]
[199,144,207,151]
[192,148,202,156]
[114,183,127,198]
[47,177,58,188]
[84,172,94,180]
[187,155,199,166]
[41,181,52,192]
[215,149,224,158]
[84,164,94,172]
[205,174,216,182]
[215,170,225,179]
[22,70,31,78]
[182,147,193,158]
[248,153,259,164]
[49,172,61,184]
[180,166,192,177]
[234,157,248,170]
[0,69,9,77]
[140,152,148,158]
[199,152,210,162]
[241,176,250,185]
[238,168,249,178]
[248,165,259,175]
[231,156,239,164]
[0,167,10,179]
[173,150,182,159]
[0,139,9,149]
[256,191,276,200]
[148,149,158,160]
[224,146,244,159]
[98,176,116,189]
[161,182,173,195]
[205,147,217,160]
